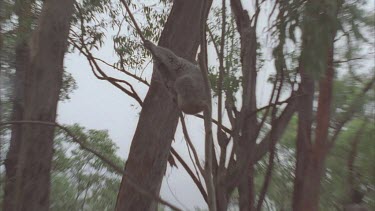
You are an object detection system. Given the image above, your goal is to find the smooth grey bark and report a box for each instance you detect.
[115,1,211,210]
[4,0,75,210]
[3,1,33,210]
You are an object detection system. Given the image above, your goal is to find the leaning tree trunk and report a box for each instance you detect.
[115,1,211,210]
[4,0,75,210]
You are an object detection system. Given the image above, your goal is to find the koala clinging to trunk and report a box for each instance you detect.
[144,40,208,115]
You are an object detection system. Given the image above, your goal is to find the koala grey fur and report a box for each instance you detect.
[144,40,207,114]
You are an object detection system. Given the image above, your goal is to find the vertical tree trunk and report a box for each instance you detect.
[115,1,211,210]
[293,38,335,211]
[292,65,315,211]
[3,1,33,210]
[292,0,341,208]
[4,0,75,210]
[0,0,3,162]
[230,1,258,210]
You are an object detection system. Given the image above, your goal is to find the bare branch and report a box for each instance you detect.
[119,0,146,43]
[194,114,232,134]
[207,27,221,58]
[170,147,208,202]
[199,0,216,209]
[256,53,285,210]
[93,57,149,86]
[254,97,297,162]
[333,57,365,64]
[179,114,204,174]
[70,39,143,106]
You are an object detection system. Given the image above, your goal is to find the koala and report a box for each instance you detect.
[144,40,207,114]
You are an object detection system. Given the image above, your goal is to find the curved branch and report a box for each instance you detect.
[70,39,143,106]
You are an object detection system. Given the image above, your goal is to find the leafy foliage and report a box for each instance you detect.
[70,0,171,71]
[59,71,77,101]
[51,124,124,211]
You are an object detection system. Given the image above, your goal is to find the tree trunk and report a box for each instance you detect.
[0,0,3,164]
[293,40,335,211]
[4,0,75,210]
[238,164,255,211]
[115,1,211,210]
[292,62,316,210]
[3,42,29,211]
[292,0,341,208]
[3,2,33,210]
[230,1,258,210]
[215,185,229,211]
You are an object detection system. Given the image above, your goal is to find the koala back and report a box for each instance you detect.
[175,73,206,114]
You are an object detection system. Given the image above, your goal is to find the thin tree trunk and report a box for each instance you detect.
[4,1,75,210]
[230,1,258,210]
[115,1,211,210]
[0,0,3,164]
[347,121,366,202]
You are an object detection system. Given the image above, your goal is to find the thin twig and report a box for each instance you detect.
[119,0,146,43]
[256,52,285,210]
[179,114,204,174]
[333,57,364,64]
[194,114,232,134]
[93,57,149,86]
[199,0,217,209]
[170,147,208,202]
[184,133,203,183]
[70,38,143,105]
[207,27,220,58]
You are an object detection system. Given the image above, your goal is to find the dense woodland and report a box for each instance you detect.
[0,0,374,210]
